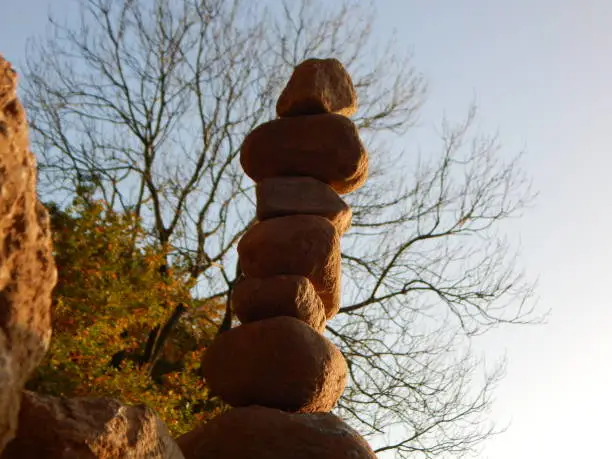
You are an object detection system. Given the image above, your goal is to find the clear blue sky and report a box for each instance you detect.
[2,1,611,458]
[375,2,612,458]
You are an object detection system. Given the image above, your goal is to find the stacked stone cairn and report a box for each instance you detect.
[177,59,376,458]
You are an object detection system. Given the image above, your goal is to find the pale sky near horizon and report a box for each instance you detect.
[2,1,611,458]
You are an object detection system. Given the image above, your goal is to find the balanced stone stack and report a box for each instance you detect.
[178,59,375,458]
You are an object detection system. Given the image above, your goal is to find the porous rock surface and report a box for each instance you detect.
[0,56,57,453]
[240,113,368,194]
[0,391,184,459]
[232,275,326,332]
[256,176,352,235]
[237,215,341,318]
[201,316,347,413]
[177,406,377,459]
[276,58,358,118]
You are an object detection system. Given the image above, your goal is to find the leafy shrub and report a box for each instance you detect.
[27,197,227,435]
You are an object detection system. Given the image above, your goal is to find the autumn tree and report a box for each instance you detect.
[27,194,227,435]
[23,0,537,456]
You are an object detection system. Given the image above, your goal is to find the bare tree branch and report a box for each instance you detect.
[23,0,539,457]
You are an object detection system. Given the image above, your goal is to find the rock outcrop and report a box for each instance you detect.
[0,56,57,452]
[1,391,185,459]
[177,406,376,459]
[192,58,374,458]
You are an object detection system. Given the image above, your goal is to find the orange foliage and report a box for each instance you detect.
[27,197,228,435]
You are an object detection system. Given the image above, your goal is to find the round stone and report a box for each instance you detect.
[201,316,347,413]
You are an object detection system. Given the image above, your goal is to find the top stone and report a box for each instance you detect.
[276,58,357,118]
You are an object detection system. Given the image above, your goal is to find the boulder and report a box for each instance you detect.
[240,113,368,194]
[201,316,347,413]
[232,275,326,333]
[276,58,357,118]
[177,406,376,459]
[237,215,341,318]
[0,391,184,459]
[0,56,57,453]
[256,176,352,235]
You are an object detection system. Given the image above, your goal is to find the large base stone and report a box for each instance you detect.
[177,406,376,459]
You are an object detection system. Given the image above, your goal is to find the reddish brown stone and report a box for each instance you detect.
[256,177,352,235]
[177,406,376,459]
[240,114,368,194]
[233,275,326,333]
[237,215,341,318]
[1,391,184,459]
[276,58,358,118]
[201,316,347,413]
[0,56,57,453]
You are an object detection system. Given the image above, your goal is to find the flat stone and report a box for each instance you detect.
[232,275,326,333]
[237,215,341,319]
[0,56,57,453]
[276,58,357,117]
[256,176,352,235]
[1,391,184,459]
[177,406,376,459]
[201,316,347,413]
[240,114,368,195]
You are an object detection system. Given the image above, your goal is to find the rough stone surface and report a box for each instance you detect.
[240,113,368,194]
[232,275,326,333]
[256,176,352,235]
[0,56,57,453]
[177,406,376,459]
[201,316,347,413]
[0,391,184,459]
[238,215,341,319]
[276,58,357,118]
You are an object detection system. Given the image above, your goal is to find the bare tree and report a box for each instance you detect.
[22,0,538,456]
